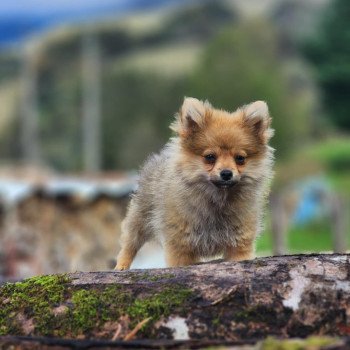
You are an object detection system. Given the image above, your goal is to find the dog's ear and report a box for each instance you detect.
[181,97,208,130]
[171,97,212,135]
[243,101,274,143]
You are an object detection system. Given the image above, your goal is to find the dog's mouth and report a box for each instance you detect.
[211,180,239,189]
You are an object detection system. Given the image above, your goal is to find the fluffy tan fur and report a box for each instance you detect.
[115,98,274,270]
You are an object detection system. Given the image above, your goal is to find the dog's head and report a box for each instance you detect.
[171,97,274,189]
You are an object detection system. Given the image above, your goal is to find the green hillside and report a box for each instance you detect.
[0,1,237,170]
[0,0,327,171]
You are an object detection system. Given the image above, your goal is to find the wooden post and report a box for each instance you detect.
[270,192,288,255]
[330,193,348,253]
[81,31,102,173]
[20,44,40,165]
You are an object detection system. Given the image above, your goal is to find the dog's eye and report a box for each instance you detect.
[204,154,216,163]
[235,155,246,165]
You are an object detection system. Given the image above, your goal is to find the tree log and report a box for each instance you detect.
[0,254,350,347]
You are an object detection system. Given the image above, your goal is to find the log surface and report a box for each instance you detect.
[1,254,350,347]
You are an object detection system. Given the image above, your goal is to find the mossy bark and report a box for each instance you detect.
[0,254,350,347]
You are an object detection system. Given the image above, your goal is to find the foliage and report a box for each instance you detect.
[303,0,350,131]
[306,137,350,173]
[0,52,20,83]
[38,62,82,170]
[188,21,314,160]
[102,69,186,169]
[305,137,350,194]
[161,1,236,42]
[273,137,350,192]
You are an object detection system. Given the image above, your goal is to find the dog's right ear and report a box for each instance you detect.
[243,101,274,143]
[171,97,211,135]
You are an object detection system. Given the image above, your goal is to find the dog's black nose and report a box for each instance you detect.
[220,169,233,181]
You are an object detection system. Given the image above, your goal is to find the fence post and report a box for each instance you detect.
[270,192,288,255]
[20,44,40,165]
[330,193,348,253]
[81,31,102,173]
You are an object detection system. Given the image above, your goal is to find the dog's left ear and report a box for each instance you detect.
[243,101,274,143]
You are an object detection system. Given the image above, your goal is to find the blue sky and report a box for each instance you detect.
[0,0,131,16]
[0,0,180,46]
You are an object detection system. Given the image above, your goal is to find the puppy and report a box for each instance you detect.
[115,98,274,269]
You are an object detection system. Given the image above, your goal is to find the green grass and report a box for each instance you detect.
[256,219,347,256]
[256,230,274,255]
[287,224,334,253]
[113,42,204,75]
[264,137,350,254]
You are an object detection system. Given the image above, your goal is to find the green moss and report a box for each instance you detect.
[234,305,278,324]
[261,336,341,350]
[0,274,192,338]
[127,286,192,323]
[71,290,100,332]
[202,337,342,350]
[128,272,176,282]
[148,273,176,282]
[67,286,129,336]
[0,274,69,336]
[212,317,220,326]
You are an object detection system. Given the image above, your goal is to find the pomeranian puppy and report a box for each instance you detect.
[115,97,274,270]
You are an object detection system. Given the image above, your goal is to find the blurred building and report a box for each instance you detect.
[0,169,136,280]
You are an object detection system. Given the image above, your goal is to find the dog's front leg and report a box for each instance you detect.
[164,240,198,267]
[224,239,255,262]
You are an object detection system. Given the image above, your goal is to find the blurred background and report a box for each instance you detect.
[0,0,349,281]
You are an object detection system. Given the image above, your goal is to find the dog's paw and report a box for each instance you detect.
[114,262,130,271]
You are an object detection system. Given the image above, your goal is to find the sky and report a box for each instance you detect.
[0,0,182,46]
[0,0,129,17]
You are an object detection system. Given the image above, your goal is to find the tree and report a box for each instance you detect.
[303,0,350,131]
[0,254,349,343]
[188,21,315,160]
[102,69,186,170]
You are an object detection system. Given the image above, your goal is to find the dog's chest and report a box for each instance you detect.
[186,209,242,256]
